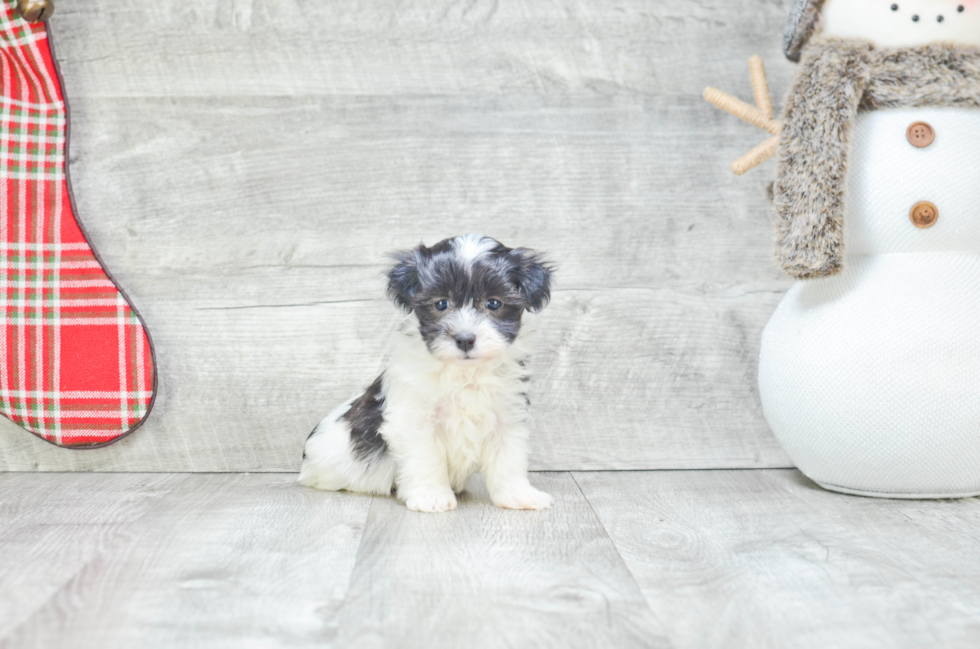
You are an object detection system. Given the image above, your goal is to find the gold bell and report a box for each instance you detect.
[16,0,54,23]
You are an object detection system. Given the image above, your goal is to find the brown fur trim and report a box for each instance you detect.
[783,0,826,63]
[773,39,873,279]
[772,38,980,279]
[862,44,980,109]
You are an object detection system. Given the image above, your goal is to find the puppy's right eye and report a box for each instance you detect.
[435,300,450,311]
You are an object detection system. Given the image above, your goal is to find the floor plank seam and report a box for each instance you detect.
[329,494,378,635]
[0,467,801,476]
[567,472,663,625]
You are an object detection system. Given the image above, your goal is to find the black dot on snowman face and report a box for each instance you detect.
[912,14,920,21]
[959,5,966,12]
[891,3,899,9]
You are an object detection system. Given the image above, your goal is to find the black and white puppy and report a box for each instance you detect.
[298,234,554,513]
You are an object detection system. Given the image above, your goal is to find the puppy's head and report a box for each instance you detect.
[386,234,553,363]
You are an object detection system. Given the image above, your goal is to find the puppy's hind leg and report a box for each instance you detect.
[299,379,396,496]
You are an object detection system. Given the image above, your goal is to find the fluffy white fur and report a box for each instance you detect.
[299,234,553,513]
[299,315,550,512]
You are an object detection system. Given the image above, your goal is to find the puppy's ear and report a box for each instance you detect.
[386,246,426,312]
[509,248,553,313]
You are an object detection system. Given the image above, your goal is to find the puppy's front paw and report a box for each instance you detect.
[403,486,458,513]
[492,486,553,511]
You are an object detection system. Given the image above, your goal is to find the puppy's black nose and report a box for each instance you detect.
[454,334,476,353]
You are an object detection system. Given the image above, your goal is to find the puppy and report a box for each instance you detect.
[298,234,554,513]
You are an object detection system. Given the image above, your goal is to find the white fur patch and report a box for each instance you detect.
[299,314,547,512]
[383,317,535,495]
[451,233,497,267]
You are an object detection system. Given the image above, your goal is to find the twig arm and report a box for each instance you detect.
[703,55,782,175]
[703,87,781,135]
[731,135,780,176]
[748,55,773,119]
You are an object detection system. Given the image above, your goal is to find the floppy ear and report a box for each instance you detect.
[385,245,426,312]
[509,248,553,313]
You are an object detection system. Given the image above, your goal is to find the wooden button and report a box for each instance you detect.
[910,201,938,228]
[16,0,53,23]
[907,121,935,148]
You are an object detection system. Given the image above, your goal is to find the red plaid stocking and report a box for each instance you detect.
[0,2,155,447]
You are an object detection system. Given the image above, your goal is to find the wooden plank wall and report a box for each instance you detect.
[0,0,799,471]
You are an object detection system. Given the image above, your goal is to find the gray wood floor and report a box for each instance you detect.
[2,470,979,649]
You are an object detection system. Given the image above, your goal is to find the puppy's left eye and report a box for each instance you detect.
[486,299,502,311]
[435,300,450,311]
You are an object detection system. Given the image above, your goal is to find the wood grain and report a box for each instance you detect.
[574,470,980,649]
[0,473,185,639]
[7,471,980,648]
[0,0,798,471]
[334,472,667,648]
[0,474,372,648]
[52,0,795,99]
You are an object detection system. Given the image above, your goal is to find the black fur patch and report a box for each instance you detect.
[344,375,388,461]
[507,247,553,313]
[385,250,423,311]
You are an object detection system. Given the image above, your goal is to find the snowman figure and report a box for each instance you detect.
[709,0,980,498]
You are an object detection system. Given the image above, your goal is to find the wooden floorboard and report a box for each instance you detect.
[574,469,980,649]
[0,474,372,649]
[4,471,980,648]
[333,472,666,649]
[0,473,185,640]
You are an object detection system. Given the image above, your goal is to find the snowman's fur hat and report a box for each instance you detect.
[784,0,826,62]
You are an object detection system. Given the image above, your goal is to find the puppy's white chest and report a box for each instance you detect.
[436,382,498,445]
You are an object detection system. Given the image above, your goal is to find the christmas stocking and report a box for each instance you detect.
[0,1,156,447]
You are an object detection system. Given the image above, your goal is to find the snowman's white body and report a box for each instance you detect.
[759,107,980,497]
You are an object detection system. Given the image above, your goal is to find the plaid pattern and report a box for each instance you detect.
[0,2,155,447]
